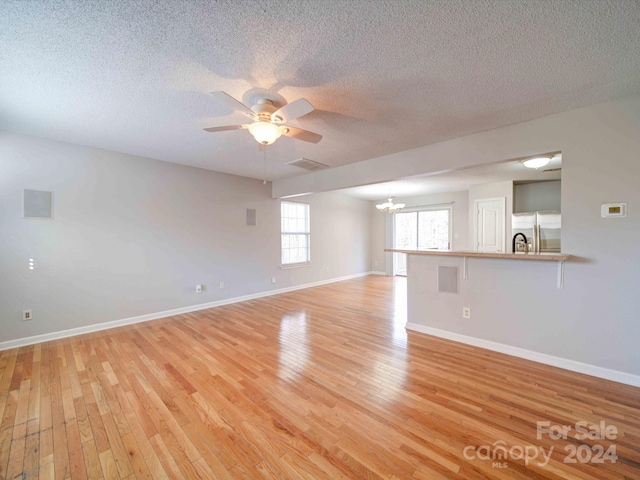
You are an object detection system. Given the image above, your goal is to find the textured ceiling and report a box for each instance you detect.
[1,0,640,182]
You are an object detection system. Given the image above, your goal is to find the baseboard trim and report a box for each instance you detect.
[405,323,640,387]
[369,270,387,276]
[0,272,377,351]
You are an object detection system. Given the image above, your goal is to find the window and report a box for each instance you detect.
[281,201,310,266]
[394,207,452,251]
[418,209,451,250]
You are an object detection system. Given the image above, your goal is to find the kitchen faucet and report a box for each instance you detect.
[512,232,528,252]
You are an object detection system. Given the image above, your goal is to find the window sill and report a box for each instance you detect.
[280,261,311,269]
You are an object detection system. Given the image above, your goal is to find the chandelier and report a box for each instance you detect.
[376,198,405,213]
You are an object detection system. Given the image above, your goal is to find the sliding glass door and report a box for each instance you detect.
[393,207,452,275]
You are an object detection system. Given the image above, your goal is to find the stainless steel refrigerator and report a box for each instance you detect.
[512,211,561,253]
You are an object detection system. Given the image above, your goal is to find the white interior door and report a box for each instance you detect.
[475,198,505,252]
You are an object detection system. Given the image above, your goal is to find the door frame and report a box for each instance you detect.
[473,197,506,253]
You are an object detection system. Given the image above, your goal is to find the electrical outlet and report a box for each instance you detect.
[463,307,471,319]
[22,310,32,321]
[219,281,224,289]
[195,284,203,293]
[271,277,276,284]
[374,260,379,266]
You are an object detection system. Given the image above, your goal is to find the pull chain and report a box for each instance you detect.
[263,145,267,184]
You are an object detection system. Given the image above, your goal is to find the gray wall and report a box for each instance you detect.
[405,96,640,376]
[370,206,387,272]
[0,131,371,343]
[514,180,561,213]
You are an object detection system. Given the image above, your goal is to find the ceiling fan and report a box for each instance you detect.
[203,91,322,146]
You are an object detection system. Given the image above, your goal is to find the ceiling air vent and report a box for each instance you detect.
[287,158,329,171]
[543,168,562,173]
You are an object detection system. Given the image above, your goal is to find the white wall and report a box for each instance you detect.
[514,180,561,213]
[0,131,371,344]
[468,181,514,252]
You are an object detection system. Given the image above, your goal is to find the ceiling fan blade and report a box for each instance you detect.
[272,98,314,123]
[203,124,248,132]
[209,91,255,117]
[281,126,322,143]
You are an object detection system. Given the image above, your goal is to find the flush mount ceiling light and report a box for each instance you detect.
[376,198,405,213]
[522,157,551,169]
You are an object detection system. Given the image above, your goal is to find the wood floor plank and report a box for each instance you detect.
[0,422,14,479]
[38,426,54,480]
[116,387,169,480]
[148,433,186,480]
[100,411,134,478]
[98,449,118,480]
[1,276,639,479]
[25,424,41,477]
[6,422,25,479]
[119,432,152,479]
[86,400,109,455]
[66,417,87,480]
[81,438,103,480]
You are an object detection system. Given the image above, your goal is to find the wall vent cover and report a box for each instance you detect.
[23,189,53,219]
[246,208,257,226]
[438,266,458,294]
[287,158,329,171]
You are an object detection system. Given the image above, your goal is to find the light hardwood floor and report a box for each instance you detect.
[1,275,639,479]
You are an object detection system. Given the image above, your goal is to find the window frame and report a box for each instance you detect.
[280,201,311,267]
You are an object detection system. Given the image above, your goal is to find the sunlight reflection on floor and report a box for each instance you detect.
[366,276,409,404]
[276,276,410,398]
[278,311,309,381]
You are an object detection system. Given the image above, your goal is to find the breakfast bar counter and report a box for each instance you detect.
[386,248,570,290]
[384,249,571,262]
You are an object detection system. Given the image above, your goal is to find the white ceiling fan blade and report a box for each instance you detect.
[281,126,322,143]
[209,91,255,118]
[203,124,248,132]
[272,98,314,123]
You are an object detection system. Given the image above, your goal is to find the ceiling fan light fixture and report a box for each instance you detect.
[205,92,321,145]
[247,121,282,145]
[522,157,551,169]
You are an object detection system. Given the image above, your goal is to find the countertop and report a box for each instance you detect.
[384,249,571,261]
